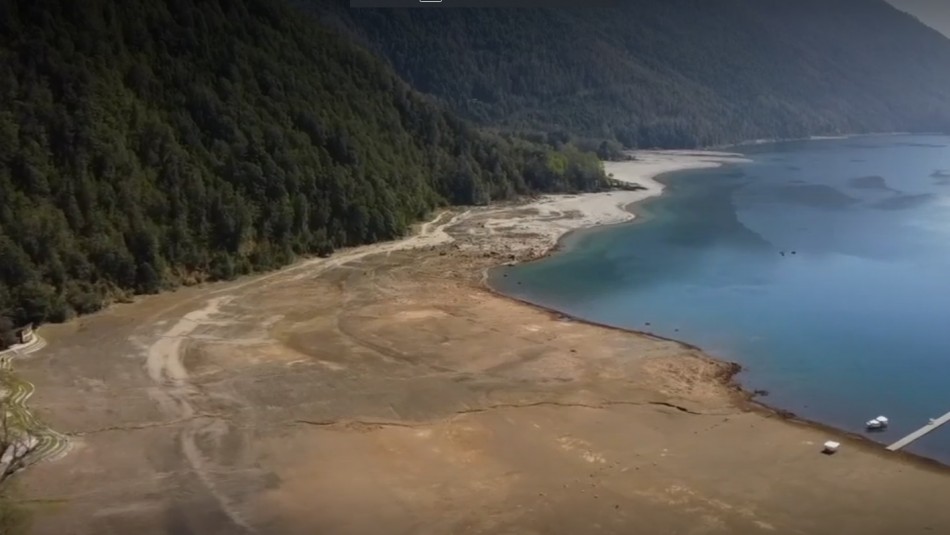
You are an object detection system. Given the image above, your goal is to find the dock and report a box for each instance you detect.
[886,411,950,451]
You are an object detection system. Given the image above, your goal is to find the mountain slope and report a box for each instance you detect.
[0,0,605,336]
[318,0,950,147]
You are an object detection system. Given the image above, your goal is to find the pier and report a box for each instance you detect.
[886,411,950,451]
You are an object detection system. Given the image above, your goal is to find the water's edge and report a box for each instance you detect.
[481,166,950,473]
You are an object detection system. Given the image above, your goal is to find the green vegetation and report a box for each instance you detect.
[0,367,44,535]
[321,0,950,148]
[0,491,31,535]
[0,0,606,337]
[0,319,16,349]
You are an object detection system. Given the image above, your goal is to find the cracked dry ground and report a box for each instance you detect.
[17,241,950,535]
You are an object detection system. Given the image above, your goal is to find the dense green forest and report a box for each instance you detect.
[0,0,607,343]
[317,0,950,148]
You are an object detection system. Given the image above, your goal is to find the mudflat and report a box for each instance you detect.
[15,153,950,535]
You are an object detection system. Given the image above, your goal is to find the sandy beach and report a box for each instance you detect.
[13,150,950,535]
[451,150,749,266]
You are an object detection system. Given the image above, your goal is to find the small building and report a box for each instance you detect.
[16,323,34,345]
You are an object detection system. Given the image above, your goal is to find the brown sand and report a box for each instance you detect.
[12,152,950,535]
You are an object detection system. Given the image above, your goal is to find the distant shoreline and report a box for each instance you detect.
[713,130,917,149]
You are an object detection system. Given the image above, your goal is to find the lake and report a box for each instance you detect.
[492,135,950,462]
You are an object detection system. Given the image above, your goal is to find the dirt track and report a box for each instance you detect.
[15,202,950,535]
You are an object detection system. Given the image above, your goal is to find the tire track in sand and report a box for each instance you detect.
[144,295,254,532]
[0,341,71,471]
[139,210,468,531]
[0,365,71,467]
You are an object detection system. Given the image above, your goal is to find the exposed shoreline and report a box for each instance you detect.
[19,144,950,533]
[481,285,950,474]
[21,147,948,477]
[477,148,950,472]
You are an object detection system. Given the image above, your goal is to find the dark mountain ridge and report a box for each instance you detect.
[317,0,950,148]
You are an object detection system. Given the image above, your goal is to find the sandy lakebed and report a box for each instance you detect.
[12,150,950,535]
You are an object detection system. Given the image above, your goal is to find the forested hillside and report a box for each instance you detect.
[4,0,950,341]
[0,0,606,341]
[318,0,950,148]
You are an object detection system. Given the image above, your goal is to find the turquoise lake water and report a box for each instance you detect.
[492,135,950,462]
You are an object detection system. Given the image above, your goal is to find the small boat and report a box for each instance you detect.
[822,440,840,454]
[866,416,888,430]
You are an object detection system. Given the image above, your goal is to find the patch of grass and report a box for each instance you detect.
[0,488,33,535]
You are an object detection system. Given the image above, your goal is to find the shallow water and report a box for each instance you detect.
[493,135,950,462]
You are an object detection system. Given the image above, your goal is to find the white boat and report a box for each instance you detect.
[866,416,888,430]
[823,440,840,454]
